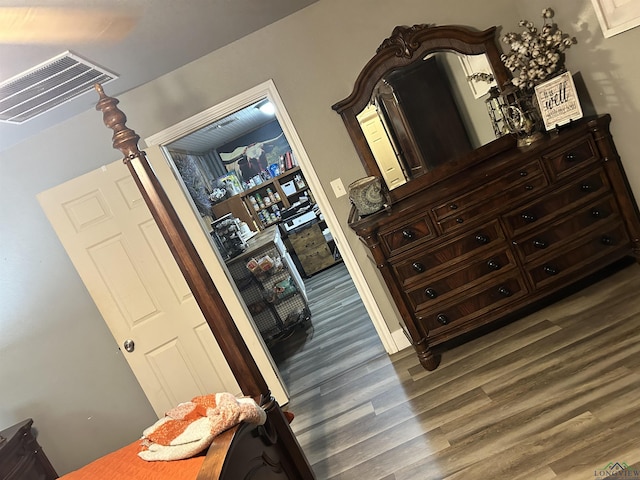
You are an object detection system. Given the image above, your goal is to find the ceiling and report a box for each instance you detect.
[0,0,318,152]
[167,99,279,154]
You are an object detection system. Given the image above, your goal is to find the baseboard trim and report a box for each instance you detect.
[391,328,412,351]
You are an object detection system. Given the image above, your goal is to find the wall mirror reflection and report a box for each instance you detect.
[333,25,512,197]
[359,51,498,189]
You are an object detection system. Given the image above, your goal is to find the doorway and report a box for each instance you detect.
[144,80,397,396]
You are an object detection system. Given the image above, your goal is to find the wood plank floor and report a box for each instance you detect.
[285,262,640,480]
[270,261,385,397]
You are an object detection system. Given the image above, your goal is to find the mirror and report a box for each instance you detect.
[333,25,512,197]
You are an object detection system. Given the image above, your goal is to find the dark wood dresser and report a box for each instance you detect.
[349,115,640,370]
[0,419,58,480]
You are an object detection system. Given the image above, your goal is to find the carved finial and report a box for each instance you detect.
[94,83,141,162]
[377,24,430,57]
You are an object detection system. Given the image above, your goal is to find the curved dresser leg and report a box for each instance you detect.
[415,340,441,371]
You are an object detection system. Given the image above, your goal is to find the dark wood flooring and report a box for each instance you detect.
[283,262,640,479]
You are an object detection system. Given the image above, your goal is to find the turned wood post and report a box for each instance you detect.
[95,84,315,479]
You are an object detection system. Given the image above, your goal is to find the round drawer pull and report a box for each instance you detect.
[601,235,613,245]
[475,234,489,244]
[412,262,425,273]
[543,265,559,276]
[524,184,534,191]
[581,183,593,192]
[498,286,512,297]
[519,171,528,177]
[487,259,501,270]
[591,209,603,218]
[565,152,577,161]
[424,288,438,299]
[456,217,464,224]
[449,203,458,210]
[436,313,449,325]
[532,239,548,249]
[521,213,536,222]
[402,229,415,240]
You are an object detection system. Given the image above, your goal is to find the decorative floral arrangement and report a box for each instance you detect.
[501,8,577,90]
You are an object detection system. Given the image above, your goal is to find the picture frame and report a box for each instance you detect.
[591,0,640,37]
[534,71,584,131]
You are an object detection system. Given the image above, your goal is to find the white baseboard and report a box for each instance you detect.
[391,327,412,351]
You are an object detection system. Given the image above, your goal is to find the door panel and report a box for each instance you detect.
[38,160,264,416]
[145,144,288,403]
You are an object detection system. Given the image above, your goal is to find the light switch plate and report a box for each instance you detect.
[330,178,347,198]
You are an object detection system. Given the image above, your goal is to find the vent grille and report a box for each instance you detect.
[0,51,118,124]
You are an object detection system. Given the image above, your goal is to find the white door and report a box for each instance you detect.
[38,160,286,417]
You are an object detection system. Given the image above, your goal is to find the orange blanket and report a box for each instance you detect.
[58,440,204,480]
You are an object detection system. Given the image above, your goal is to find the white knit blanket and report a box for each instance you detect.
[138,392,266,462]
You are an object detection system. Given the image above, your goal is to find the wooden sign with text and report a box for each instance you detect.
[534,71,583,131]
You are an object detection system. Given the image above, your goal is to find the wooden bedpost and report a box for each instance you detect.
[95,84,315,479]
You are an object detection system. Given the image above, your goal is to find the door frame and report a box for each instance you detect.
[144,79,398,354]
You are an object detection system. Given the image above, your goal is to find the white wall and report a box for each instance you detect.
[2,0,638,474]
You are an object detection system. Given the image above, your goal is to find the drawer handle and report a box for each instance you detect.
[543,265,559,276]
[402,229,415,240]
[436,313,449,325]
[591,209,603,218]
[519,171,528,177]
[524,184,534,191]
[521,213,536,223]
[456,217,464,224]
[425,288,438,299]
[475,234,490,244]
[498,286,512,297]
[487,259,501,270]
[412,262,425,273]
[581,183,593,192]
[601,235,613,245]
[532,239,548,249]
[565,152,577,162]
[449,203,458,210]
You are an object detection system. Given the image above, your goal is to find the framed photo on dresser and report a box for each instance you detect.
[534,71,583,131]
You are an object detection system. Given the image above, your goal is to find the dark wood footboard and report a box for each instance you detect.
[198,413,305,479]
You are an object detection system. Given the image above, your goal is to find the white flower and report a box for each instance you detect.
[501,7,576,89]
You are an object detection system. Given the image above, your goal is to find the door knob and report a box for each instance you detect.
[123,339,135,353]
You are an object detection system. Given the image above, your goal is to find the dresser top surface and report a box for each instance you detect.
[0,418,33,449]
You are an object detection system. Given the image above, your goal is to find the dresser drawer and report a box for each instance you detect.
[380,214,435,256]
[405,249,517,313]
[437,173,547,234]
[417,274,527,335]
[526,221,629,289]
[543,136,600,181]
[391,220,505,286]
[432,160,545,222]
[503,168,610,237]
[513,195,620,263]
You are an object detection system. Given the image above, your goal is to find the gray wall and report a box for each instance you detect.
[1,0,638,474]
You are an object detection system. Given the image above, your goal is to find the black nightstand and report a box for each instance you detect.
[0,419,58,479]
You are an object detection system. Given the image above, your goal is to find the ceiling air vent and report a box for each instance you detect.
[0,51,118,124]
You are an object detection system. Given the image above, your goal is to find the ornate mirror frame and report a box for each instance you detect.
[332,24,513,203]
